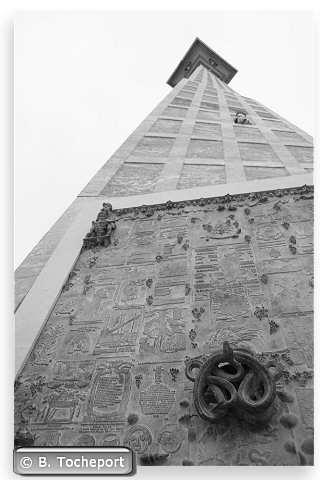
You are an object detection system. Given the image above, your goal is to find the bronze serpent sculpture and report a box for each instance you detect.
[185,341,283,425]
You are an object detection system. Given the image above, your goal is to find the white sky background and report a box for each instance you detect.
[14,10,313,269]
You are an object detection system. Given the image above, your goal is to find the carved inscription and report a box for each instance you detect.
[85,360,132,424]
[139,366,175,415]
[15,189,313,464]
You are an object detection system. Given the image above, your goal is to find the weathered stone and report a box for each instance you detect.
[15,38,313,467]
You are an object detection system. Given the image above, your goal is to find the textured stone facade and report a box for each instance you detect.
[15,38,314,466]
[15,187,314,465]
[18,56,313,310]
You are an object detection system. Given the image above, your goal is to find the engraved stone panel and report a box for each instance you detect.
[171,97,192,107]
[139,382,175,414]
[84,359,133,424]
[149,118,182,135]
[93,309,142,355]
[116,266,154,307]
[234,126,265,141]
[186,80,198,87]
[285,145,313,164]
[157,424,185,453]
[226,99,243,107]
[296,389,314,426]
[272,130,309,144]
[183,85,197,93]
[178,89,195,99]
[197,109,220,121]
[193,122,222,138]
[239,143,280,163]
[244,166,289,181]
[229,106,248,115]
[280,316,313,368]
[139,308,187,354]
[162,106,188,118]
[132,136,175,157]
[95,250,128,268]
[15,189,314,465]
[186,139,224,159]
[52,360,95,383]
[262,119,288,129]
[255,110,278,119]
[177,165,226,189]
[101,163,163,196]
[193,242,261,304]
[124,425,153,454]
[153,284,186,307]
[202,94,218,103]
[200,101,219,111]
[269,272,313,315]
[255,223,287,250]
[204,88,217,95]
[196,411,296,466]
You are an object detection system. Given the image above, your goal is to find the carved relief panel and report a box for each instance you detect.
[15,186,314,465]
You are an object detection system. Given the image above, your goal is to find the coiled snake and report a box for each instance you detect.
[185,341,283,425]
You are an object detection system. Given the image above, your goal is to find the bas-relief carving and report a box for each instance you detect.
[139,308,186,354]
[203,326,265,353]
[84,359,133,425]
[28,324,65,366]
[269,273,313,315]
[139,365,176,415]
[116,266,155,307]
[280,316,313,368]
[296,389,314,427]
[93,308,142,355]
[15,190,314,465]
[53,287,115,325]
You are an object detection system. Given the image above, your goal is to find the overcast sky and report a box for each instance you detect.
[14,10,313,269]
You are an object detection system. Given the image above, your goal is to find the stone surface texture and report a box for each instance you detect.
[15,39,313,466]
[15,61,313,305]
[15,188,314,465]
